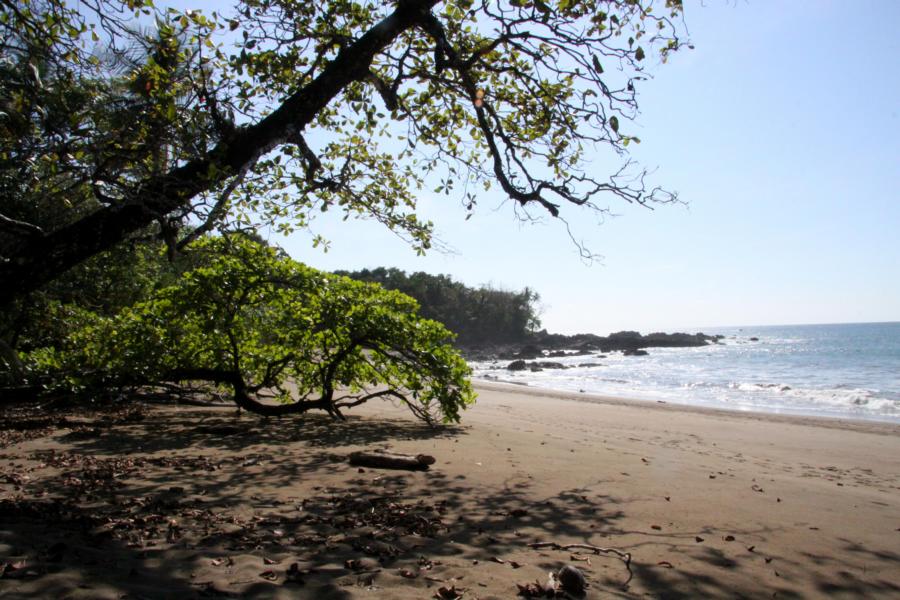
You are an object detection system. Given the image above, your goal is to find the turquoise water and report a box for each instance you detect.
[471,322,900,423]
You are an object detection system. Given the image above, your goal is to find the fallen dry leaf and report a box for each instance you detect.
[434,584,464,599]
[516,580,545,597]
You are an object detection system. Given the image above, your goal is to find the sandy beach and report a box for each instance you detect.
[2,382,899,599]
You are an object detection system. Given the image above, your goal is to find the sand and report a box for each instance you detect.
[1,382,899,599]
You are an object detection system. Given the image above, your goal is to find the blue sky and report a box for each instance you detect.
[273,0,900,335]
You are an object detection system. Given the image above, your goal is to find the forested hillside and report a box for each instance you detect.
[335,268,540,346]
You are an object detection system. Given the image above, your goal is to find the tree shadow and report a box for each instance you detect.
[3,406,899,598]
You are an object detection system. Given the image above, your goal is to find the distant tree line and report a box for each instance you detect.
[334,268,541,346]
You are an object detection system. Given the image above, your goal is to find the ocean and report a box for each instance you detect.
[470,322,900,423]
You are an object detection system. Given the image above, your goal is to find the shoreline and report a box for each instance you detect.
[473,378,900,435]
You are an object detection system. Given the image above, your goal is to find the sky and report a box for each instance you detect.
[270,0,900,335]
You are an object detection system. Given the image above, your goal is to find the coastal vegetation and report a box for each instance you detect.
[335,268,541,345]
[4,234,474,422]
[1,0,687,419]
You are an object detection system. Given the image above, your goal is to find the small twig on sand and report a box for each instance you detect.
[527,541,633,586]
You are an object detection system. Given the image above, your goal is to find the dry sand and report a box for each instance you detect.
[1,381,899,599]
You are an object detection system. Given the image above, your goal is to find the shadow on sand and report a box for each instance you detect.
[1,406,898,598]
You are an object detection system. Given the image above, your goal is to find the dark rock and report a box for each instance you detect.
[506,360,527,371]
[557,564,587,595]
[749,337,759,341]
[577,363,603,368]
[461,329,720,361]
[623,348,649,356]
[532,361,565,370]
[514,344,543,359]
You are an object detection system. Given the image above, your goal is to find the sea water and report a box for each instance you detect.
[470,322,900,423]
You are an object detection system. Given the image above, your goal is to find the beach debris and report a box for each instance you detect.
[434,584,464,599]
[752,484,765,493]
[650,525,662,530]
[263,556,278,565]
[695,536,705,543]
[398,568,418,578]
[557,564,588,594]
[0,560,29,579]
[509,508,529,518]
[516,579,550,597]
[517,571,560,597]
[657,561,674,569]
[747,545,756,552]
[528,541,632,586]
[724,535,735,541]
[259,569,277,581]
[348,450,436,471]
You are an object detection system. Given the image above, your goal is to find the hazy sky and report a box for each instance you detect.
[276,0,900,335]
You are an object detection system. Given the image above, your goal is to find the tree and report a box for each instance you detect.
[337,267,541,345]
[0,0,687,304]
[24,235,475,423]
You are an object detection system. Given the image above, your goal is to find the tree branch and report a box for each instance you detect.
[0,0,441,305]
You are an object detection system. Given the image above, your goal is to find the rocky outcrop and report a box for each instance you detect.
[473,330,722,361]
[506,360,566,371]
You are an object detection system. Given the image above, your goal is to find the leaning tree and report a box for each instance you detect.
[26,234,475,422]
[0,0,688,304]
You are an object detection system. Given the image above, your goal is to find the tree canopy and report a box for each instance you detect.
[22,235,475,423]
[0,0,687,304]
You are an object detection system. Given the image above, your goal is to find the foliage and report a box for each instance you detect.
[0,0,688,303]
[25,236,475,423]
[337,267,540,345]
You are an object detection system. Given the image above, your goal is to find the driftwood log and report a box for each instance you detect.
[348,450,436,471]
